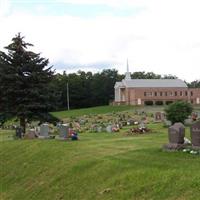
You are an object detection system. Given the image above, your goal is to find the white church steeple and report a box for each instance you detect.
[125,59,131,80]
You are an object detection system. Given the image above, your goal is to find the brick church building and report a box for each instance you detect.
[114,63,200,106]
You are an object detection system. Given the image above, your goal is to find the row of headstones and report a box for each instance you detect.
[17,123,72,140]
[18,120,140,139]
[154,111,200,123]
[91,124,119,133]
[90,119,142,133]
[164,121,200,150]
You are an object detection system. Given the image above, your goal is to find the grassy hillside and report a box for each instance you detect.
[1,124,200,200]
[52,105,200,120]
[51,105,135,119]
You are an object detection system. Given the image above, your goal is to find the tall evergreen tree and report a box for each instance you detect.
[0,33,58,133]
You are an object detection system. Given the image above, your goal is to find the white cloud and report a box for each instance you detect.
[0,0,200,81]
[0,0,11,17]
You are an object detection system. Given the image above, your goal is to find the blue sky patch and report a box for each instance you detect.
[11,1,145,18]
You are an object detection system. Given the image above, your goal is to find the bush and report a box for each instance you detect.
[165,101,193,124]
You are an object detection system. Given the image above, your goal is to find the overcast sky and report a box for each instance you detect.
[0,0,200,81]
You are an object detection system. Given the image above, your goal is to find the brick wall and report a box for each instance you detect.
[115,87,200,105]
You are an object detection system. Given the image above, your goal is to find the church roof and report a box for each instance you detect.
[114,82,125,88]
[115,79,187,88]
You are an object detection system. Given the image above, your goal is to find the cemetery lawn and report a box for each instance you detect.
[51,105,135,119]
[1,124,200,200]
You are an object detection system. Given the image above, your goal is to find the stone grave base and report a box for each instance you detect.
[24,133,37,139]
[38,135,54,139]
[192,145,200,150]
[163,143,187,151]
[55,136,68,141]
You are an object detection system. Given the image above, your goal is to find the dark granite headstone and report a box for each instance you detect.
[168,123,185,144]
[190,121,200,149]
[16,127,23,139]
[163,122,185,151]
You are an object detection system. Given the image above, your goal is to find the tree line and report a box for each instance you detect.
[51,70,183,110]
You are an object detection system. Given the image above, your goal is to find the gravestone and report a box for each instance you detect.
[112,125,120,132]
[191,112,198,121]
[184,118,193,126]
[163,119,172,127]
[15,127,23,139]
[91,124,98,133]
[39,123,50,139]
[190,121,200,149]
[121,121,127,126]
[74,122,81,130]
[127,119,134,126]
[168,123,185,144]
[26,129,37,139]
[97,126,102,133]
[197,112,200,119]
[118,122,123,129]
[106,125,112,133]
[79,119,86,125]
[58,124,69,139]
[139,122,146,130]
[154,112,165,122]
[163,122,185,151]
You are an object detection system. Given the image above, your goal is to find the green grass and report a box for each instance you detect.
[52,105,200,120]
[1,124,200,200]
[0,129,14,142]
[51,105,135,119]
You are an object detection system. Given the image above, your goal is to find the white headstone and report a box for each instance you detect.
[106,125,112,133]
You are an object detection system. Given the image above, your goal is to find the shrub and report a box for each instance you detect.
[165,101,193,124]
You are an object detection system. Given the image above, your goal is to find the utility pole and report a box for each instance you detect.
[67,82,70,110]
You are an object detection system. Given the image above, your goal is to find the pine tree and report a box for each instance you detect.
[0,33,58,133]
